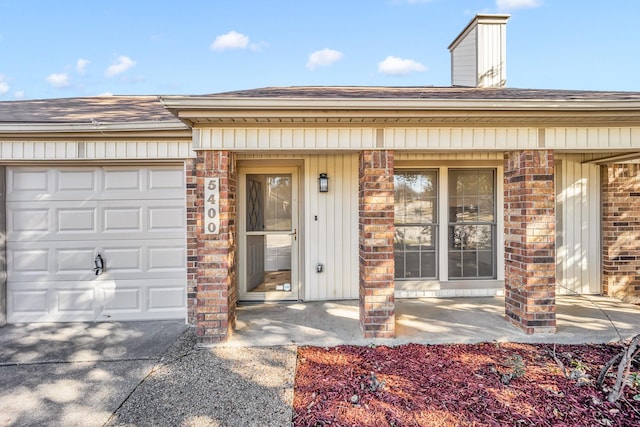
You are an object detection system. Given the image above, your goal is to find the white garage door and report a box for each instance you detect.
[6,165,187,322]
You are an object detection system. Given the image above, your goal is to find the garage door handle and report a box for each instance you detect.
[94,254,105,276]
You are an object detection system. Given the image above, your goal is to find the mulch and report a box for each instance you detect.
[293,342,640,426]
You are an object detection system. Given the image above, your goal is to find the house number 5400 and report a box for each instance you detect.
[204,177,220,235]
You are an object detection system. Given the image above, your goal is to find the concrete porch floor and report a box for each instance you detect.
[222,296,640,347]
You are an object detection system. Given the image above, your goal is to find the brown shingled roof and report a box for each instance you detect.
[200,86,640,101]
[0,96,180,124]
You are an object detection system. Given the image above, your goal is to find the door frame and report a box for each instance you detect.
[238,165,302,301]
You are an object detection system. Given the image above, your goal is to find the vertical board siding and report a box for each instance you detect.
[477,24,506,87]
[1,140,192,160]
[385,128,537,150]
[199,128,376,150]
[556,154,601,295]
[545,127,640,149]
[395,151,504,161]
[305,153,359,300]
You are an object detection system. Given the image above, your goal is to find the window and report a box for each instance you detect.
[447,169,496,279]
[394,170,438,279]
[394,168,497,281]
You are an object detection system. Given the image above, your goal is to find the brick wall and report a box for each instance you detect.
[186,150,237,345]
[602,164,640,302]
[504,150,556,334]
[359,150,395,338]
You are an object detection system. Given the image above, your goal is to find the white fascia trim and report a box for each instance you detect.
[160,96,640,113]
[0,120,189,134]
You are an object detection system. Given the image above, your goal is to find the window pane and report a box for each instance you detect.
[394,171,437,225]
[393,225,437,279]
[478,250,494,277]
[421,252,437,278]
[448,252,462,278]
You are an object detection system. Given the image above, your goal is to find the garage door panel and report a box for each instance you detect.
[103,206,142,233]
[9,240,185,281]
[9,248,49,274]
[58,169,98,192]
[101,279,186,321]
[7,166,185,202]
[58,207,97,233]
[149,168,185,191]
[8,201,184,241]
[8,282,98,322]
[6,165,187,323]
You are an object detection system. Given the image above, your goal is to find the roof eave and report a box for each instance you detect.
[0,120,189,134]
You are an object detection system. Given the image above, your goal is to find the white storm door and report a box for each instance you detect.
[239,167,299,301]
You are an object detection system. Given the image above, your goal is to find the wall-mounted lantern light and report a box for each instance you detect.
[318,173,329,193]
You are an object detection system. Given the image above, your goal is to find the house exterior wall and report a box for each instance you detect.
[602,163,640,301]
[0,140,192,160]
[0,166,5,326]
[305,153,359,300]
[555,153,602,295]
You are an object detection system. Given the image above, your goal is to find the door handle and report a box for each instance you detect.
[94,254,105,276]
[290,228,297,241]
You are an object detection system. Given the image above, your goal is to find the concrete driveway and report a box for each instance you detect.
[0,321,296,427]
[0,321,188,426]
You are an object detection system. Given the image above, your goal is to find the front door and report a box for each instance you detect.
[239,167,299,301]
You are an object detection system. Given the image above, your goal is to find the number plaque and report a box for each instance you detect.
[204,177,220,235]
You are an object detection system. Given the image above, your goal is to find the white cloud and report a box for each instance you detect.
[105,56,136,78]
[496,0,542,10]
[0,74,8,95]
[46,73,71,88]
[76,58,90,74]
[14,90,24,99]
[98,92,113,96]
[210,30,250,51]
[306,48,344,70]
[377,56,427,76]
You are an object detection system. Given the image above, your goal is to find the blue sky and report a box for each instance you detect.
[0,0,638,100]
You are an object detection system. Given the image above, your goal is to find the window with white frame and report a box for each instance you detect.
[394,168,497,281]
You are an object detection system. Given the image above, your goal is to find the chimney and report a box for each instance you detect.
[448,14,510,88]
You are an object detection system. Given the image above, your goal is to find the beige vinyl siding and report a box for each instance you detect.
[451,28,477,87]
[0,140,193,160]
[544,128,640,150]
[196,128,376,150]
[386,128,538,150]
[555,153,602,295]
[305,154,359,300]
[477,23,506,87]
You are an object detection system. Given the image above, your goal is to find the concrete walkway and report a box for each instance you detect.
[228,295,640,347]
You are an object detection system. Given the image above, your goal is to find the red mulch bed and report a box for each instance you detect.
[293,342,640,426]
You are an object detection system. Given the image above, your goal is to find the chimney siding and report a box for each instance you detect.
[449,14,510,88]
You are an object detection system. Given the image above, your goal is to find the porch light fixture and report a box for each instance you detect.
[318,173,329,193]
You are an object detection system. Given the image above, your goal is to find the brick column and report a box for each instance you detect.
[504,150,556,334]
[359,150,395,338]
[602,164,640,301]
[186,150,237,345]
